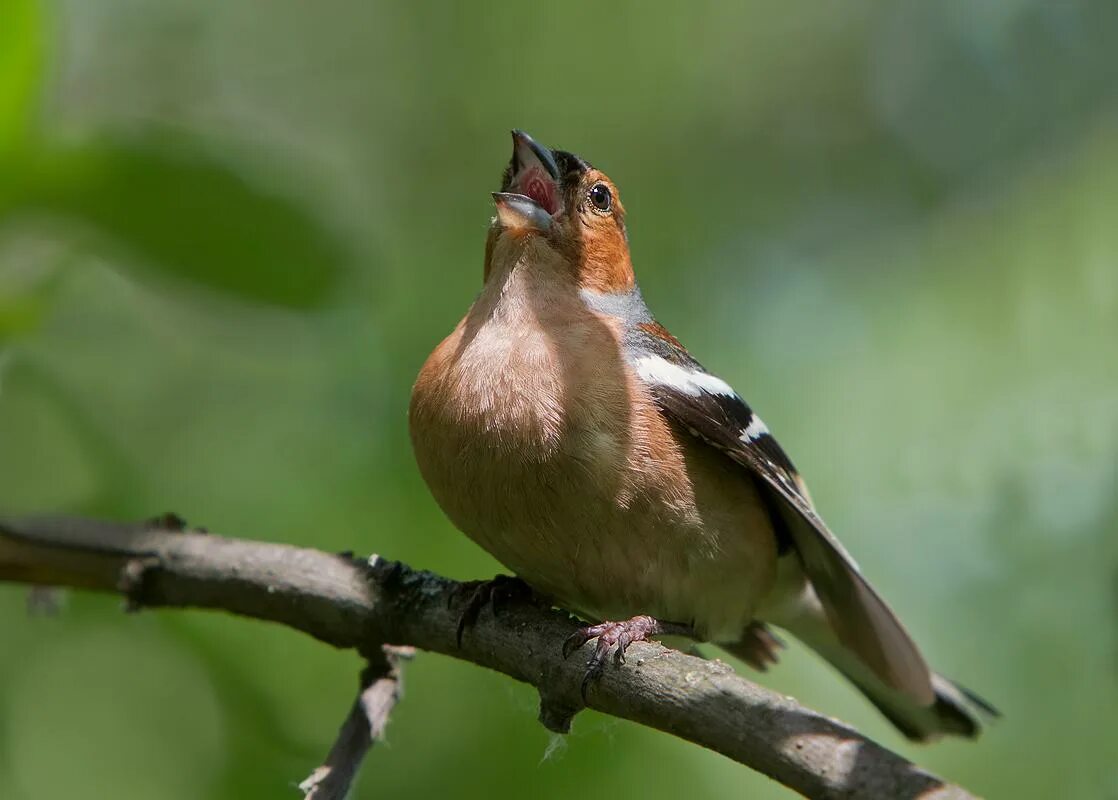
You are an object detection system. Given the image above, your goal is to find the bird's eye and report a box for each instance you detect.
[588,183,612,213]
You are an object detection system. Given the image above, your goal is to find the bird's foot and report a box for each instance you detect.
[453,574,541,648]
[562,615,693,699]
[731,621,785,672]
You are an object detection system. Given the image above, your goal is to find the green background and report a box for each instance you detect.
[1,1,1116,797]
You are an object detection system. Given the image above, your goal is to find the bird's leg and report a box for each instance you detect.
[721,621,785,672]
[563,615,694,699]
[452,574,543,647]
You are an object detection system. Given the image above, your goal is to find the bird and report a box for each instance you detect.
[409,130,996,741]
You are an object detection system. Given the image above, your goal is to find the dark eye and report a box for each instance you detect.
[588,183,612,212]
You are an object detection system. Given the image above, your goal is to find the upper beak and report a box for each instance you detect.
[492,191,553,232]
[511,129,560,181]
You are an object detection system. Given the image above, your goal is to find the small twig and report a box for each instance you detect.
[0,515,980,800]
[299,645,413,800]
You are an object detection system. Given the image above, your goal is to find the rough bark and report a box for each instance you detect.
[0,515,978,800]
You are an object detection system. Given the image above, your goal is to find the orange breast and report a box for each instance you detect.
[409,248,778,641]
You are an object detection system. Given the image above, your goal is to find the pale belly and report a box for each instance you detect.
[409,316,779,642]
[433,432,776,642]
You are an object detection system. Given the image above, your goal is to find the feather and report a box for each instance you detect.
[628,326,936,705]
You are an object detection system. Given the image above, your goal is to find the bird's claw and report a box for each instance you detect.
[562,615,692,701]
[561,627,594,660]
[732,621,785,672]
[453,575,538,648]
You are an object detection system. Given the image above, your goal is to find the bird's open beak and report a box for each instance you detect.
[494,130,561,232]
[492,191,554,232]
[511,129,560,188]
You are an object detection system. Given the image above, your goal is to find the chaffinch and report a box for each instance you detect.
[409,130,995,740]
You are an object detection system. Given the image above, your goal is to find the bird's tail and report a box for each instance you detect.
[791,621,994,741]
[739,587,998,742]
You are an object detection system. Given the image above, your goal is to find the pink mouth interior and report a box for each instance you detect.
[518,167,558,215]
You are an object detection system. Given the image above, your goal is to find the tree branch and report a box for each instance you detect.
[299,645,412,799]
[0,515,977,800]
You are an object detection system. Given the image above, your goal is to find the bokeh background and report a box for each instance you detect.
[1,1,1116,798]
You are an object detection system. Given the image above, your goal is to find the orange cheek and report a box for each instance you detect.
[578,228,636,292]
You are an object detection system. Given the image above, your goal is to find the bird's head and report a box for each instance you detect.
[486,130,633,291]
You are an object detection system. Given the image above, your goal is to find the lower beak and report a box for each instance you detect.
[492,192,553,232]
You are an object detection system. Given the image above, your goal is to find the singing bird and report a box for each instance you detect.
[409,130,995,740]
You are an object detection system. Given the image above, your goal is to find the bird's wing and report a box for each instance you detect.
[629,325,935,704]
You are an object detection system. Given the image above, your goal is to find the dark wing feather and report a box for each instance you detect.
[634,340,935,705]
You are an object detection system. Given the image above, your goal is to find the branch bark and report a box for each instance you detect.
[299,645,412,799]
[0,515,977,800]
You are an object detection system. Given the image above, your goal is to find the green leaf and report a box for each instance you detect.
[15,134,349,308]
[0,0,45,154]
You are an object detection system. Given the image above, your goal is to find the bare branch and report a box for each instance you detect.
[0,515,978,800]
[300,645,412,800]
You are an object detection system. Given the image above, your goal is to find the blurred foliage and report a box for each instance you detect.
[0,1,1116,798]
[5,136,348,307]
